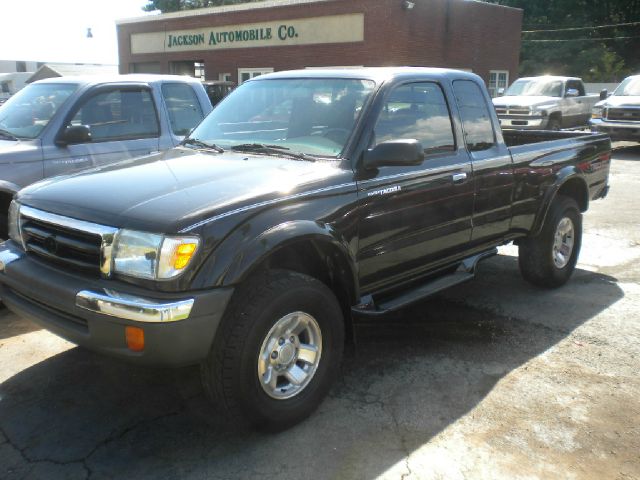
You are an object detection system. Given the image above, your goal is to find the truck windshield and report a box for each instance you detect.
[188,78,376,157]
[613,77,640,96]
[505,79,563,97]
[0,83,78,139]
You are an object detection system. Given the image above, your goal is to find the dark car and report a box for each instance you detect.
[203,80,235,106]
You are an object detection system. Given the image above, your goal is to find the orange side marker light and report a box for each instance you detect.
[125,326,145,352]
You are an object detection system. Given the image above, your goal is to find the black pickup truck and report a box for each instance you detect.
[0,68,611,430]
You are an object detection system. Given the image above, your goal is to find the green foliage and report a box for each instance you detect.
[484,0,640,81]
[143,0,265,13]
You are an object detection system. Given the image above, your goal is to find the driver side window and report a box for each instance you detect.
[69,88,159,142]
[374,82,456,154]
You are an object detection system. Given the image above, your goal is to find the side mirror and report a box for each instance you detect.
[363,139,425,169]
[599,89,608,101]
[565,88,579,98]
[56,125,92,146]
[497,87,505,96]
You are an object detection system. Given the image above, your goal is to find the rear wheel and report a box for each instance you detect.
[201,269,344,431]
[518,195,582,288]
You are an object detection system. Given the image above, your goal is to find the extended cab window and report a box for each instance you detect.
[452,80,495,152]
[374,82,455,154]
[162,83,205,136]
[69,88,159,142]
[566,80,585,96]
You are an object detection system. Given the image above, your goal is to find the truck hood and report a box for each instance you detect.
[492,96,559,108]
[17,147,349,233]
[596,95,640,108]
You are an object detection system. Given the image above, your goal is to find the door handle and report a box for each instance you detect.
[452,173,468,184]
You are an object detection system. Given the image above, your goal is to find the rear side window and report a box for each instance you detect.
[452,80,495,152]
[374,82,455,154]
[162,83,204,136]
[70,88,159,142]
[566,80,585,96]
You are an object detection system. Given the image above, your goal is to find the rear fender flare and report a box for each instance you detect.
[531,166,587,236]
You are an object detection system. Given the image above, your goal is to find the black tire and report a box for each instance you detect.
[0,212,7,240]
[201,269,344,431]
[518,195,582,288]
[547,117,561,131]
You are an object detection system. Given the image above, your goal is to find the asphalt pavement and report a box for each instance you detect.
[0,143,639,480]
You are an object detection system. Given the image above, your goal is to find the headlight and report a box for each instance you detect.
[113,229,199,280]
[8,200,22,245]
[592,106,603,119]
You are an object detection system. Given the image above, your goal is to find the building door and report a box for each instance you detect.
[488,70,509,97]
[238,68,274,84]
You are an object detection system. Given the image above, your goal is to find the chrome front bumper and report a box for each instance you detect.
[76,290,194,323]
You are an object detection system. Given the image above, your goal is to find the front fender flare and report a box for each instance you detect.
[199,220,358,293]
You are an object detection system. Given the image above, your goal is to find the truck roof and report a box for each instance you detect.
[254,67,481,84]
[30,74,205,87]
[515,75,582,82]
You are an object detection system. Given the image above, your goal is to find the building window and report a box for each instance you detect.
[131,62,161,74]
[194,62,205,81]
[219,73,232,82]
[488,70,509,97]
[238,68,274,84]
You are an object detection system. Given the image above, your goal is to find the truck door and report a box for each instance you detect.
[565,79,589,126]
[43,86,160,178]
[451,80,514,246]
[356,81,474,292]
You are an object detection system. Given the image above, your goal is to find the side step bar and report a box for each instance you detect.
[352,248,497,316]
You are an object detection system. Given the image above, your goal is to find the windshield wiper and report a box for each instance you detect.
[182,138,224,153]
[0,128,18,141]
[230,143,315,162]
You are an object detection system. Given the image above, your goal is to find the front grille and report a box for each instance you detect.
[605,107,640,122]
[18,206,117,277]
[495,106,531,116]
[22,217,102,272]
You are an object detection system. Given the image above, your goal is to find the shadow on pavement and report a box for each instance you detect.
[0,307,41,340]
[613,143,640,159]
[0,255,624,479]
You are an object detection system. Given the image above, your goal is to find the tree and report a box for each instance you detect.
[143,0,265,12]
[484,0,640,81]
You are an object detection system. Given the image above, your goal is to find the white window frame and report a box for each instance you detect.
[238,68,274,84]
[489,70,509,97]
[219,72,232,82]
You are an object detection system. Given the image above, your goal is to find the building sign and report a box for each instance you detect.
[130,14,364,54]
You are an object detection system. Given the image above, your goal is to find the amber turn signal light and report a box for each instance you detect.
[125,326,145,352]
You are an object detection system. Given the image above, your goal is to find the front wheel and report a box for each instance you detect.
[201,269,344,431]
[518,195,582,288]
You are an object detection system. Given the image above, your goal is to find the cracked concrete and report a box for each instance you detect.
[1,143,639,479]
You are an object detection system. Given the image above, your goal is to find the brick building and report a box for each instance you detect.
[116,0,522,96]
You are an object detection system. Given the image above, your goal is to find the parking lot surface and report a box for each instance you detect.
[1,143,639,480]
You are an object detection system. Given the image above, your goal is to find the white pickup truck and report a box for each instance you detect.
[590,74,640,143]
[493,76,599,130]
